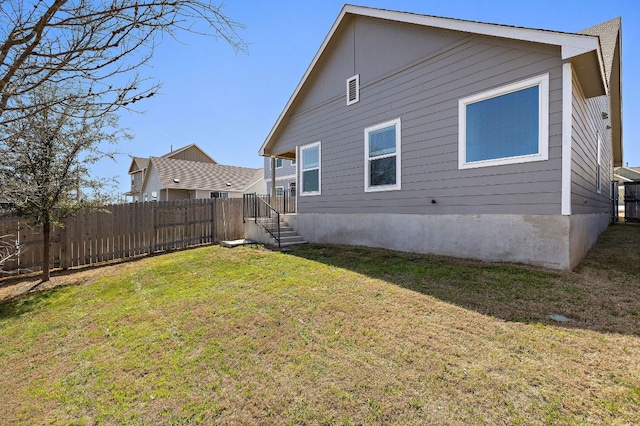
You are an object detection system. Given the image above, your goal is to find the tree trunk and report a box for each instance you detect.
[42,219,50,282]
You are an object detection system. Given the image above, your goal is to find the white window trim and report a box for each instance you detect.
[364,118,402,192]
[300,141,321,196]
[275,186,285,196]
[596,132,602,193]
[458,73,549,170]
[347,74,360,106]
[276,158,283,169]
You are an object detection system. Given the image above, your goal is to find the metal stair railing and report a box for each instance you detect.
[243,193,281,247]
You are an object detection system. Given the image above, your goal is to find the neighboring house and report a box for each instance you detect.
[125,144,265,202]
[259,5,622,270]
[614,166,640,183]
[264,157,297,195]
[614,165,640,219]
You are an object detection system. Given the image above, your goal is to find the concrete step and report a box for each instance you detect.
[261,220,306,247]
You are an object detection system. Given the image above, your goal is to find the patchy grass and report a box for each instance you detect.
[0,224,639,424]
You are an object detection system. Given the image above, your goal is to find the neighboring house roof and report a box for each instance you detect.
[128,156,150,174]
[615,166,640,182]
[260,5,621,163]
[145,156,263,193]
[160,143,218,164]
[126,144,217,176]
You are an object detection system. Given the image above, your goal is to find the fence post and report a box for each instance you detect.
[61,218,70,270]
[150,202,156,253]
[254,193,258,220]
[210,198,217,243]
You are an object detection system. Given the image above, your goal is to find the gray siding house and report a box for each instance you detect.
[259,6,622,270]
[264,157,297,196]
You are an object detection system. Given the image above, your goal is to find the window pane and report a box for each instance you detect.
[370,156,396,186]
[369,125,396,157]
[276,158,283,168]
[303,169,319,192]
[466,85,539,162]
[302,146,319,169]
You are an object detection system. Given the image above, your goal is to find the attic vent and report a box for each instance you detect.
[346,74,359,105]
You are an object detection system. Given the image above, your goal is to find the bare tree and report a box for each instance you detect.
[0,82,129,282]
[0,233,20,271]
[0,0,246,126]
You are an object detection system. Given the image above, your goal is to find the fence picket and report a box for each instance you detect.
[0,198,245,275]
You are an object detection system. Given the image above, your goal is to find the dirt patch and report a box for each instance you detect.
[0,261,134,302]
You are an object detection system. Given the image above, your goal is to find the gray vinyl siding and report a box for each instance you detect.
[263,157,297,180]
[296,17,466,113]
[570,71,613,214]
[264,157,297,195]
[142,164,162,201]
[269,16,564,216]
[168,146,215,163]
[131,170,144,194]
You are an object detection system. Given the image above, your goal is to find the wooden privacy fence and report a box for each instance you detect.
[624,182,640,223]
[0,198,244,274]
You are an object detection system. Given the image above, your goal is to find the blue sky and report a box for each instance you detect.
[105,0,639,197]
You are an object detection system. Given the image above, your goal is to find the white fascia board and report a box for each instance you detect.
[347,5,600,59]
[259,6,350,157]
[561,63,573,216]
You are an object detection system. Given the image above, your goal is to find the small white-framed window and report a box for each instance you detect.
[347,74,360,106]
[276,158,283,169]
[596,133,602,193]
[365,118,401,192]
[458,74,549,169]
[291,159,296,166]
[210,192,229,198]
[300,141,321,196]
[275,186,284,196]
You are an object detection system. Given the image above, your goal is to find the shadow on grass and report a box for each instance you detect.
[286,223,640,337]
[0,284,71,320]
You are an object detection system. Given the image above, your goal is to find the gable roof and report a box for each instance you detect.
[614,166,640,182]
[580,17,621,85]
[580,17,623,166]
[127,144,218,176]
[145,157,263,193]
[128,156,150,174]
[260,4,613,157]
[162,144,217,164]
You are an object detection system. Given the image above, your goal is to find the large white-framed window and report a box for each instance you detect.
[596,133,602,193]
[300,141,321,196]
[364,118,401,192]
[458,74,549,169]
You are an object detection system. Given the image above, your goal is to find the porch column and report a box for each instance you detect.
[270,157,276,199]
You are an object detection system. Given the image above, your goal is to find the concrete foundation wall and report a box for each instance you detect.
[243,219,272,245]
[568,213,611,269]
[295,213,607,270]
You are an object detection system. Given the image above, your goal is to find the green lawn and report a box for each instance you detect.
[1,224,639,425]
